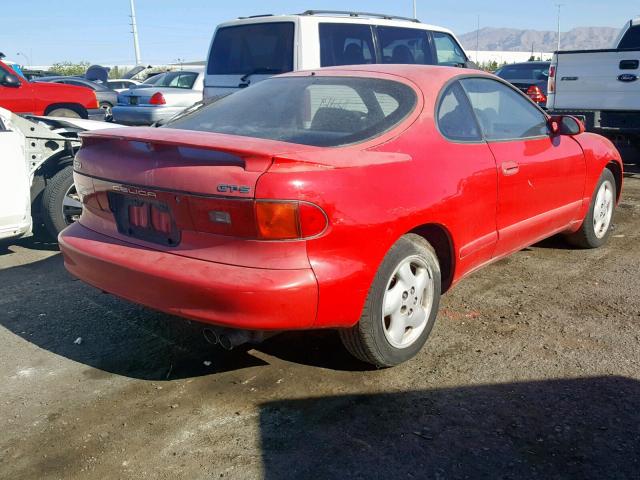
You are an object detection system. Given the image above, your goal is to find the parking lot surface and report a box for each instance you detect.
[1,166,639,480]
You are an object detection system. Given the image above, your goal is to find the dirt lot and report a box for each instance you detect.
[1,166,639,480]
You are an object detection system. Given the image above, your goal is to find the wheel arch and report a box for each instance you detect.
[605,160,623,203]
[409,223,455,293]
[44,103,88,119]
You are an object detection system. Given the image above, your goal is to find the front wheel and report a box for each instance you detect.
[565,168,616,249]
[339,234,441,367]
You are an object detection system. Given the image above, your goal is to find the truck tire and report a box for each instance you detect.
[339,234,441,367]
[46,107,82,118]
[41,164,81,239]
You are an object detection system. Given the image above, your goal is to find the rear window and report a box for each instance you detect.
[207,22,294,75]
[152,71,199,89]
[495,64,549,81]
[619,25,640,49]
[167,76,417,147]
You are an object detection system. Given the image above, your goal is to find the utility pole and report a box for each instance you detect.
[555,4,564,52]
[476,15,480,63]
[412,0,417,20]
[130,0,142,65]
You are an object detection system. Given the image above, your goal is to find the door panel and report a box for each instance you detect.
[460,77,586,256]
[488,136,585,255]
[0,111,30,233]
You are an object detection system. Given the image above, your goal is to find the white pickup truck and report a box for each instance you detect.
[547,17,640,159]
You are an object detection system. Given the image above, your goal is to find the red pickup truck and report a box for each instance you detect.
[0,60,101,119]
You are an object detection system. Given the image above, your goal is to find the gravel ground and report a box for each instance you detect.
[1,166,639,480]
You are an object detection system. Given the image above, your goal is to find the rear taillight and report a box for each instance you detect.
[526,85,547,104]
[149,92,166,105]
[548,65,556,94]
[188,197,327,240]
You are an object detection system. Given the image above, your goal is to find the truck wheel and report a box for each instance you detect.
[41,165,82,239]
[46,107,81,118]
[566,168,616,249]
[339,234,441,367]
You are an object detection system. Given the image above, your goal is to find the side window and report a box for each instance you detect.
[619,25,640,49]
[377,27,435,65]
[460,77,548,141]
[0,68,8,84]
[432,32,467,66]
[437,82,481,141]
[319,23,375,67]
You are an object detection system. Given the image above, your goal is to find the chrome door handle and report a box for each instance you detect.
[501,161,520,176]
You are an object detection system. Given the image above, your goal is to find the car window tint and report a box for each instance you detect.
[377,26,434,65]
[461,77,548,141]
[319,23,375,67]
[167,76,416,147]
[496,65,549,81]
[208,22,294,75]
[619,25,640,49]
[156,72,198,89]
[432,32,466,66]
[437,82,481,141]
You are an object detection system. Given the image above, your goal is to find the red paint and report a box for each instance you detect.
[59,65,623,330]
[0,61,98,116]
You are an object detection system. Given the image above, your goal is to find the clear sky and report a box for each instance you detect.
[1,0,636,66]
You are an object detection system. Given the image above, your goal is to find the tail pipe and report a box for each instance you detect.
[202,327,275,350]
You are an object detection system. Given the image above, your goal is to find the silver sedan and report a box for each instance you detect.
[112,69,204,125]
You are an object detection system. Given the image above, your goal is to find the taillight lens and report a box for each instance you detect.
[548,65,556,94]
[149,92,166,105]
[526,85,547,104]
[188,197,327,240]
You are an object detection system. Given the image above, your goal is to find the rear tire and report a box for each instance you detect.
[339,234,441,367]
[41,164,81,239]
[100,102,113,122]
[566,168,616,249]
[46,107,81,118]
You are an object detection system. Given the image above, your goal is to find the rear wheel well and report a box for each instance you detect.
[606,161,622,203]
[409,223,454,292]
[44,103,88,119]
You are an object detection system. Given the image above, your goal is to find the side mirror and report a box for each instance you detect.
[1,73,21,88]
[549,115,585,136]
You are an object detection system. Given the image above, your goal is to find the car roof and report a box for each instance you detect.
[279,64,492,90]
[498,62,550,67]
[217,12,455,36]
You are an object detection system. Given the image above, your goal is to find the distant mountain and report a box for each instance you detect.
[459,27,620,52]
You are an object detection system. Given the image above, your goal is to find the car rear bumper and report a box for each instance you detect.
[87,108,105,121]
[58,222,319,330]
[111,105,186,125]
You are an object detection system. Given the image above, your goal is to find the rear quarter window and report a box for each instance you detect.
[619,25,640,49]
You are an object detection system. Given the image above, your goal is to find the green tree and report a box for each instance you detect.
[49,61,91,76]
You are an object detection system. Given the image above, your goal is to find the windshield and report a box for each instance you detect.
[166,76,417,147]
[207,22,294,75]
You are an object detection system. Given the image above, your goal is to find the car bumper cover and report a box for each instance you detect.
[59,222,319,330]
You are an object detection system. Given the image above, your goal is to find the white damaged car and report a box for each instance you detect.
[0,107,123,241]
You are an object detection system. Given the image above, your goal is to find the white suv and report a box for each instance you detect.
[204,10,474,99]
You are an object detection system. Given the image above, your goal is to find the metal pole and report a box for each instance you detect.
[556,4,563,52]
[413,0,417,19]
[16,51,32,67]
[476,15,480,63]
[130,0,142,65]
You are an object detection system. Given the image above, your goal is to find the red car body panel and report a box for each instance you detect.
[0,60,98,116]
[59,65,623,330]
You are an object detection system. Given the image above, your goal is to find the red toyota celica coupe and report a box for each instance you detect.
[59,65,622,367]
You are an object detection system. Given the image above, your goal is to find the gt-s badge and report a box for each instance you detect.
[217,184,251,194]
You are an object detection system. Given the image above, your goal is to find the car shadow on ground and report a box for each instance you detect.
[0,251,371,380]
[258,376,640,479]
